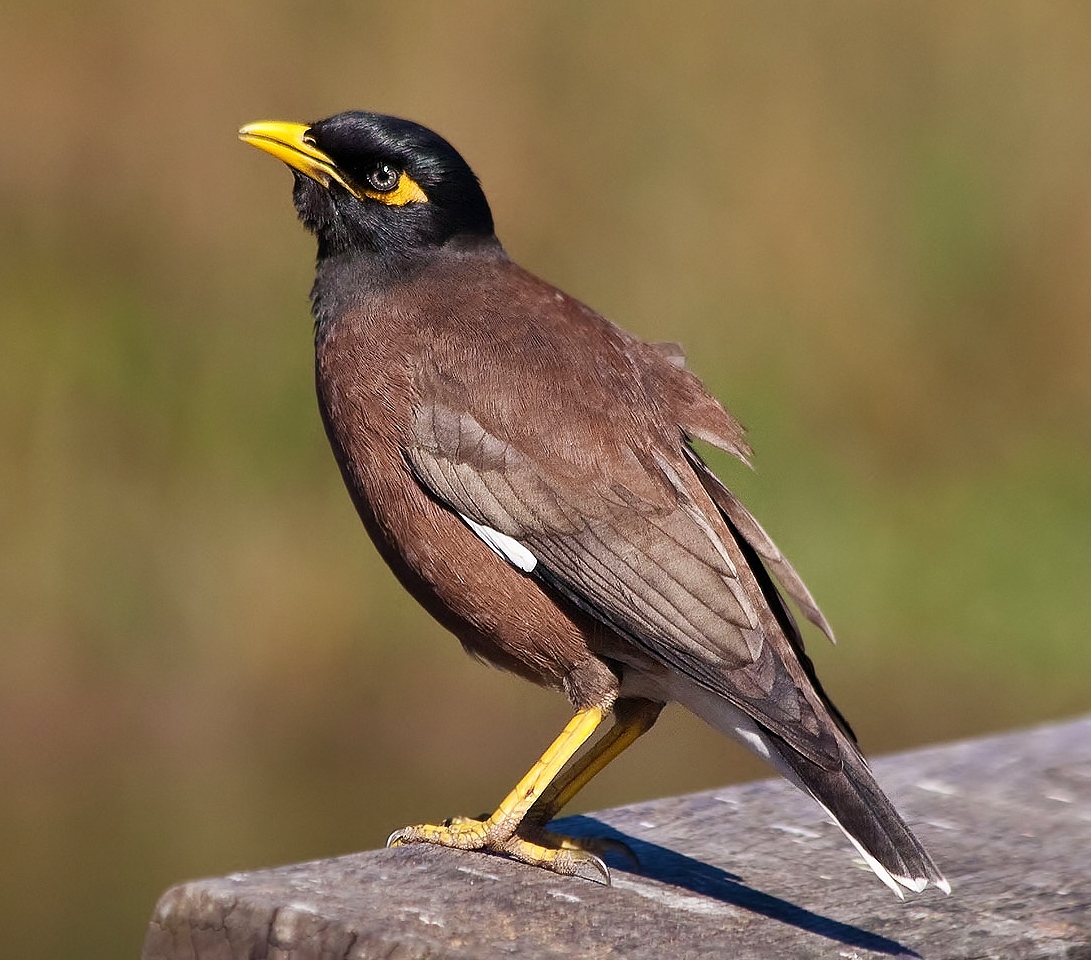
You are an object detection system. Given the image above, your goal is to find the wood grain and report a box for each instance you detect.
[143,715,1091,959]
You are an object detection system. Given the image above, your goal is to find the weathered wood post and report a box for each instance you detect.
[143,715,1091,959]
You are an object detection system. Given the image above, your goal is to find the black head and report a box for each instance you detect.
[240,111,495,262]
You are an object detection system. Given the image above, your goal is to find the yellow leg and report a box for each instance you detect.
[530,698,663,824]
[517,698,663,869]
[387,706,607,864]
[388,701,665,881]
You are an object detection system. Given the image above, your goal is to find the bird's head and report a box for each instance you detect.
[239,111,496,262]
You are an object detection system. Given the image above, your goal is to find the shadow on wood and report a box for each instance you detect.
[143,715,1091,959]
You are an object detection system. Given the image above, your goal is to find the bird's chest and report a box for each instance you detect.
[313,316,488,601]
[311,313,612,696]
[314,316,419,534]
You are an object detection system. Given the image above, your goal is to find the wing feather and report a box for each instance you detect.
[406,402,842,769]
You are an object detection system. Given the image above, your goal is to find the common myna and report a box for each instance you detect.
[239,111,948,896]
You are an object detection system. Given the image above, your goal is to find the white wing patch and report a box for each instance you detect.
[459,514,538,573]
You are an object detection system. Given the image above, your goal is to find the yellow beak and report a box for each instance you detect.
[238,120,355,194]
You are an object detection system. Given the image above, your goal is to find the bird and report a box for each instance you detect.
[238,110,948,897]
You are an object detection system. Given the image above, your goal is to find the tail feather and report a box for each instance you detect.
[669,679,949,896]
[774,736,951,898]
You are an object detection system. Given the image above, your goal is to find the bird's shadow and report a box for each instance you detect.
[556,815,919,958]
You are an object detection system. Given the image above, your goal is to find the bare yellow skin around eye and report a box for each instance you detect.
[361,171,429,206]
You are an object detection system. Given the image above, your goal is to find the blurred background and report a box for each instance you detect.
[2,2,1090,957]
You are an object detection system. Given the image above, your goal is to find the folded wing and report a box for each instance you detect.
[406,400,843,769]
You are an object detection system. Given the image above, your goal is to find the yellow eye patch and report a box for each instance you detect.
[360,171,429,206]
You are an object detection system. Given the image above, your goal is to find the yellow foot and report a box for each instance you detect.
[387,815,492,851]
[387,817,621,884]
[385,703,655,885]
[531,827,640,870]
[492,828,612,884]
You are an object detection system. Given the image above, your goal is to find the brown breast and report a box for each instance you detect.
[312,255,628,710]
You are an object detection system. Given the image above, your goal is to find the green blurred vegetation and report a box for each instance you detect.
[2,2,1090,957]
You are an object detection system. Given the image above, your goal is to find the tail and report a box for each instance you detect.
[774,736,950,897]
[680,450,949,897]
[674,680,949,897]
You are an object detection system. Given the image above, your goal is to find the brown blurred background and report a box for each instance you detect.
[2,2,1090,957]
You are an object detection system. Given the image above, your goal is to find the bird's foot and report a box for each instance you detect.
[490,826,613,884]
[387,815,631,884]
[518,811,641,867]
[387,814,494,851]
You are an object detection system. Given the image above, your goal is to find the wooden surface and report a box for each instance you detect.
[143,714,1091,959]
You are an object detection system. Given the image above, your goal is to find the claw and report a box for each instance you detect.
[576,834,640,870]
[571,852,612,886]
[490,830,614,884]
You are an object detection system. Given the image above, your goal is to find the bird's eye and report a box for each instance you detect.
[367,163,400,192]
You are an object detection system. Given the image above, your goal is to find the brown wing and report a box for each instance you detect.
[406,398,842,769]
[649,336,834,644]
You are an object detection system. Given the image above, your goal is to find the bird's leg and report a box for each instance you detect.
[532,698,664,821]
[387,705,608,876]
[511,698,663,870]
